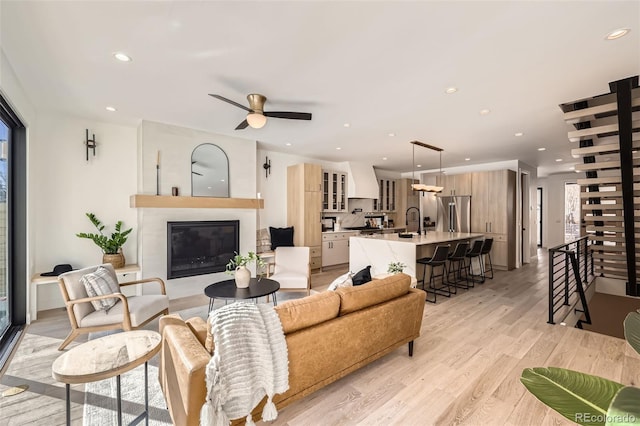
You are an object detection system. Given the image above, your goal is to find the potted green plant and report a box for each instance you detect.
[520,311,640,425]
[226,251,265,288]
[76,213,132,269]
[387,261,406,274]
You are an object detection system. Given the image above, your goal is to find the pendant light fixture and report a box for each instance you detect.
[410,140,444,193]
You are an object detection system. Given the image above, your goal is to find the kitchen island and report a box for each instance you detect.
[349,231,485,280]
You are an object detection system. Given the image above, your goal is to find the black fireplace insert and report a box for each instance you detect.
[167,220,239,279]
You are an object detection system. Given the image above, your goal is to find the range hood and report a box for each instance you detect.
[347,162,379,199]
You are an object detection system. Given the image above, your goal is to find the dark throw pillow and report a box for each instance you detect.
[352,266,372,286]
[270,226,294,250]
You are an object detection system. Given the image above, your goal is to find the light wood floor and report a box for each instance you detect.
[2,252,639,425]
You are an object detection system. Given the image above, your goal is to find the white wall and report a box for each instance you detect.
[0,48,37,316]
[138,121,258,299]
[31,112,139,309]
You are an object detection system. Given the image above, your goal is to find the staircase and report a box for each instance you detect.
[559,76,640,296]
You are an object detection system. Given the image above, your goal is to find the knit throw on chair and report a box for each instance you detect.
[200,302,289,426]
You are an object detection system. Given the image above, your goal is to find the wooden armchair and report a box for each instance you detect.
[56,264,169,350]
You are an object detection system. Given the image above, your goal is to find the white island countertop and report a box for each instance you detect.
[349,231,485,279]
[351,231,485,246]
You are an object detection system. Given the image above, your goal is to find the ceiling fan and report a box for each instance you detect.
[209,93,312,130]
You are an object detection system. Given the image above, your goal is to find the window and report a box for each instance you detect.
[0,94,27,375]
[0,121,8,336]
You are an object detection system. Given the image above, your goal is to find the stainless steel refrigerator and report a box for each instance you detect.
[436,196,471,233]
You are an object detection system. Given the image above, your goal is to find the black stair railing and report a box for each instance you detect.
[548,236,594,326]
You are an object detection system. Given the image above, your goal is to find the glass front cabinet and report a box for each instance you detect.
[322,170,348,212]
[375,178,396,212]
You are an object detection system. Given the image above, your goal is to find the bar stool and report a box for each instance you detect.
[447,241,470,290]
[417,245,451,303]
[465,239,485,284]
[480,238,494,279]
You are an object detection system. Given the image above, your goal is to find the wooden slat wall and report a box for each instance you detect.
[561,83,640,281]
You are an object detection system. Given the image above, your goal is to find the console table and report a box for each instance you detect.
[29,264,141,323]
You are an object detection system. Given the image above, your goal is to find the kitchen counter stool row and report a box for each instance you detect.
[416,238,495,303]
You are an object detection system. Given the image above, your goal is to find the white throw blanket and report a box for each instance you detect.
[200,302,289,426]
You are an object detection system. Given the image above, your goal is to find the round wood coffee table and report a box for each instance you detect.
[204,277,280,311]
[52,330,161,426]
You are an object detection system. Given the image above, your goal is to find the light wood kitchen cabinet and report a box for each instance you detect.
[322,170,347,212]
[395,178,419,228]
[436,173,472,196]
[321,232,358,267]
[287,163,322,270]
[470,169,516,269]
[374,178,396,212]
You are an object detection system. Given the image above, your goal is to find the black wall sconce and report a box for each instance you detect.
[85,129,96,161]
[263,156,271,178]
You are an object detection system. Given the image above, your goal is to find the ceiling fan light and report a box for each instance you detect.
[247,113,267,129]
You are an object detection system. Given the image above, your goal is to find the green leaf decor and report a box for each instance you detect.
[76,213,132,254]
[520,367,623,426]
[606,386,640,426]
[623,311,640,356]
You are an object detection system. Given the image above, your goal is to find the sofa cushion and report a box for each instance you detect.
[185,317,208,348]
[335,273,411,316]
[276,291,340,334]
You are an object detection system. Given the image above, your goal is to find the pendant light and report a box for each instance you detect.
[410,141,444,193]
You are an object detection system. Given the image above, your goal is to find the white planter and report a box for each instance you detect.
[234,265,251,288]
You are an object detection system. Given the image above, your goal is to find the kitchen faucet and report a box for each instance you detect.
[405,207,421,235]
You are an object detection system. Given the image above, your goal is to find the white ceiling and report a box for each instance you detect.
[1,1,638,176]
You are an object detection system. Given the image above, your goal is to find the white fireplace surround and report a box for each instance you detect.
[137,121,258,300]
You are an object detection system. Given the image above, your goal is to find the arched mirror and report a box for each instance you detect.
[191,143,230,197]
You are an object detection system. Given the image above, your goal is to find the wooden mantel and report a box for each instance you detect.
[130,194,264,209]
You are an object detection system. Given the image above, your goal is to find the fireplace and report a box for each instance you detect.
[167,220,239,279]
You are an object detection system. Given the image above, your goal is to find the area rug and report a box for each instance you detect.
[83,364,172,425]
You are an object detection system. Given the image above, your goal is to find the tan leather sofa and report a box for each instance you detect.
[159,273,426,426]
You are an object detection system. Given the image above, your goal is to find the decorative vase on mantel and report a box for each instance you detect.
[103,252,125,269]
[234,265,251,288]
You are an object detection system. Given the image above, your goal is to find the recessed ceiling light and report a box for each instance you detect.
[445,87,458,94]
[465,158,471,161]
[113,52,132,62]
[343,123,350,128]
[606,28,630,40]
[569,166,575,170]
[416,164,422,168]
[479,109,491,115]
[515,132,524,137]
[555,158,563,162]
[388,133,395,137]
[285,143,292,146]
[336,147,341,150]
[382,157,388,160]
[538,147,546,151]
[105,106,116,112]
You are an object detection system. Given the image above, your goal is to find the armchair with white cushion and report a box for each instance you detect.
[56,263,169,350]
[267,246,311,296]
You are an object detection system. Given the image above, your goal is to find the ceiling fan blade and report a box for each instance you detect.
[209,94,252,112]
[235,119,249,130]
[264,111,312,120]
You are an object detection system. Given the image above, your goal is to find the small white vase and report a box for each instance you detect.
[235,265,251,288]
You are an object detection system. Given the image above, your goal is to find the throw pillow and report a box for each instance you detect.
[80,266,120,311]
[352,266,372,286]
[270,226,294,250]
[327,272,353,291]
